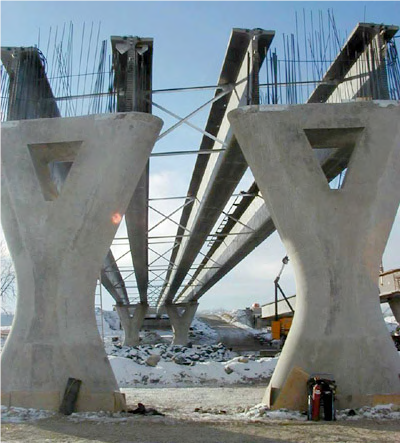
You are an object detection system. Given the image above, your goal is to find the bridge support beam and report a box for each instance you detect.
[165,303,199,345]
[0,113,162,412]
[116,303,149,346]
[229,102,400,410]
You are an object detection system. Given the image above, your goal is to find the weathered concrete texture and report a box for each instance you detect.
[229,101,400,409]
[116,303,149,346]
[269,366,309,411]
[165,303,199,345]
[1,112,162,411]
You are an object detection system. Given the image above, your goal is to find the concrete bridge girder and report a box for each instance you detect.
[101,250,130,305]
[176,140,357,303]
[175,22,399,306]
[156,28,275,309]
[111,36,154,306]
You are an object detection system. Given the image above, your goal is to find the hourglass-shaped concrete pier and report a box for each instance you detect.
[229,101,400,409]
[1,112,162,411]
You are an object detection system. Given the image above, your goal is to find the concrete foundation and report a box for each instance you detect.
[165,303,199,345]
[229,101,400,409]
[116,303,149,346]
[1,112,162,411]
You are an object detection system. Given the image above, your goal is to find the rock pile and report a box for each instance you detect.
[108,342,237,366]
[188,318,219,343]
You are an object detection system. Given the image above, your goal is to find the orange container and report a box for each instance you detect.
[271,321,281,340]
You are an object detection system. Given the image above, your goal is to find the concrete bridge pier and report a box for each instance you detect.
[165,302,199,345]
[229,101,400,409]
[0,113,162,412]
[116,303,149,346]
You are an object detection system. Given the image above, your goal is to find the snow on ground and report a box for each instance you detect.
[242,404,307,421]
[102,312,278,387]
[335,404,400,420]
[218,309,256,330]
[1,405,55,423]
[242,403,400,421]
[108,342,236,363]
[96,309,122,338]
[385,316,399,334]
[212,309,273,343]
[190,317,219,344]
[3,402,400,424]
[0,311,400,423]
[109,354,277,387]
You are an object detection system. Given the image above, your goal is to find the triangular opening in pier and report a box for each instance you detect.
[28,141,82,201]
[303,127,364,189]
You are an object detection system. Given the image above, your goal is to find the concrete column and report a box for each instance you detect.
[389,298,400,324]
[116,303,149,346]
[165,303,199,345]
[1,112,162,412]
[229,101,400,409]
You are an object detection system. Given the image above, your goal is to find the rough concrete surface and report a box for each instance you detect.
[0,112,162,412]
[228,101,400,409]
[116,303,149,346]
[166,303,199,345]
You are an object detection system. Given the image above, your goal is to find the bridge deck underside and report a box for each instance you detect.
[155,28,275,309]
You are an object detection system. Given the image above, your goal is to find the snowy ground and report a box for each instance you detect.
[2,310,399,389]
[385,315,400,334]
[110,353,277,387]
[99,310,279,387]
[0,312,400,443]
[2,393,400,425]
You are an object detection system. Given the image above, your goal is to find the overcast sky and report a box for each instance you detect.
[1,1,399,312]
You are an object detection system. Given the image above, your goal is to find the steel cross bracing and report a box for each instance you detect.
[91,23,399,308]
[2,22,398,313]
[109,197,259,305]
[174,22,399,305]
[103,29,271,308]
[102,27,274,308]
[155,28,275,310]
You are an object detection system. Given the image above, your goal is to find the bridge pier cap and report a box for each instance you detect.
[228,101,400,409]
[1,112,162,412]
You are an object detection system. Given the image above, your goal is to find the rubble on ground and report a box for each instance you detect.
[108,342,237,365]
